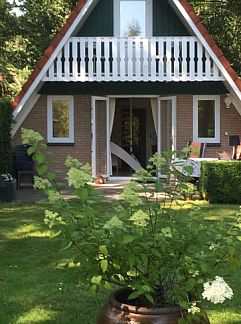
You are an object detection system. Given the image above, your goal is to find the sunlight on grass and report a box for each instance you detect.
[208,309,241,324]
[16,306,57,323]
[6,224,52,240]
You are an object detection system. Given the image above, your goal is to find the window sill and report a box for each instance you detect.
[47,143,75,146]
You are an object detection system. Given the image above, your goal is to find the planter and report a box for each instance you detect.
[97,288,210,324]
[0,180,17,201]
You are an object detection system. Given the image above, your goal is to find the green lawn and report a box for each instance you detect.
[0,201,241,323]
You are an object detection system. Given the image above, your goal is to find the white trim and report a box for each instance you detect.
[159,96,177,153]
[193,95,220,143]
[114,0,152,36]
[171,0,241,103]
[91,96,109,178]
[13,0,96,121]
[47,95,74,143]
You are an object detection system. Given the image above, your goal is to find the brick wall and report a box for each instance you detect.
[13,93,241,180]
[13,95,92,181]
[175,94,241,158]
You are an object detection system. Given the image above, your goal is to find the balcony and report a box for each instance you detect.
[43,36,224,82]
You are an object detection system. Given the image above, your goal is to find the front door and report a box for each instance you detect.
[91,96,110,177]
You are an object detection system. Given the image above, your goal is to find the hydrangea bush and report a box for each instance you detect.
[22,128,241,323]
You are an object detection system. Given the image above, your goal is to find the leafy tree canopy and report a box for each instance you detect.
[190,0,241,75]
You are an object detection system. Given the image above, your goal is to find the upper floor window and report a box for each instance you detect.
[193,95,220,143]
[114,0,152,37]
[47,96,74,143]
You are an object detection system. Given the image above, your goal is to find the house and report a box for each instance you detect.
[12,0,241,180]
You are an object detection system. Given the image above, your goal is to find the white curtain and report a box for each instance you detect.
[151,98,158,134]
[109,98,116,175]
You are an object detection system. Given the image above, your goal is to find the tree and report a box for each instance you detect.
[189,0,241,75]
[125,19,141,37]
[0,0,22,97]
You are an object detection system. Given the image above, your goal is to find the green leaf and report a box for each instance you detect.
[99,245,108,256]
[35,154,45,164]
[36,164,48,175]
[50,230,61,239]
[61,241,73,251]
[144,293,154,305]
[101,259,108,273]
[179,300,189,309]
[47,171,56,181]
[128,290,143,300]
[89,284,97,294]
[79,188,88,201]
[91,275,102,285]
[123,235,135,244]
[27,146,35,156]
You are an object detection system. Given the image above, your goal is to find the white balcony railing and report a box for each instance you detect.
[43,36,224,82]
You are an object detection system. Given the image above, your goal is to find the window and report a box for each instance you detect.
[114,0,152,36]
[47,96,74,143]
[193,95,220,143]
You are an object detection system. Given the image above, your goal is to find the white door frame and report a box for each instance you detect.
[91,95,176,178]
[158,96,177,154]
[91,96,110,178]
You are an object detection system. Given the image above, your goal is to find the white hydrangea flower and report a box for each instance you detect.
[188,302,200,314]
[209,243,215,251]
[161,227,172,238]
[202,276,233,304]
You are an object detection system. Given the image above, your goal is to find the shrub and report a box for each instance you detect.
[200,161,241,204]
[0,97,13,174]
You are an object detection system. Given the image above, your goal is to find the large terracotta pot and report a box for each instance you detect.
[97,288,209,324]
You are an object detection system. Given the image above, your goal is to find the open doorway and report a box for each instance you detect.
[111,98,156,176]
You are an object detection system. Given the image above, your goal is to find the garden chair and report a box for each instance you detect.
[13,144,35,189]
[187,141,206,158]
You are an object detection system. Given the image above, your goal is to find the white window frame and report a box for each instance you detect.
[193,95,220,143]
[47,95,74,143]
[114,0,153,37]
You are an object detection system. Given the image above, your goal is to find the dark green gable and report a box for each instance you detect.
[153,0,190,36]
[77,0,190,37]
[77,0,113,36]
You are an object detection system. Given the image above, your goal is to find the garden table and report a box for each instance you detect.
[173,158,219,178]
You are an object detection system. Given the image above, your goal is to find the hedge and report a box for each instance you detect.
[200,160,241,204]
[0,98,13,174]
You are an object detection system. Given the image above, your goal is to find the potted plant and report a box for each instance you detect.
[0,98,16,201]
[22,129,241,323]
[177,182,198,200]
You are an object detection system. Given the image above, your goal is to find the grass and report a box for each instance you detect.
[0,200,241,323]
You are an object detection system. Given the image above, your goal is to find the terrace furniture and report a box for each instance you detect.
[13,144,35,189]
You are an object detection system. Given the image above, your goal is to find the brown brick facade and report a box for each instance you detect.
[175,94,241,157]
[13,95,92,181]
[13,93,241,180]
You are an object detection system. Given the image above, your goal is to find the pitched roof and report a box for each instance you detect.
[12,0,241,110]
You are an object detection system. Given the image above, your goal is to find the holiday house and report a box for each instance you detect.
[12,0,241,179]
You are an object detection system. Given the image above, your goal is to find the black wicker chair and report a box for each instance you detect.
[13,144,35,189]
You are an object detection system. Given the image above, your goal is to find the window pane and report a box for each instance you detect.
[120,1,145,36]
[52,100,70,138]
[198,100,215,138]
